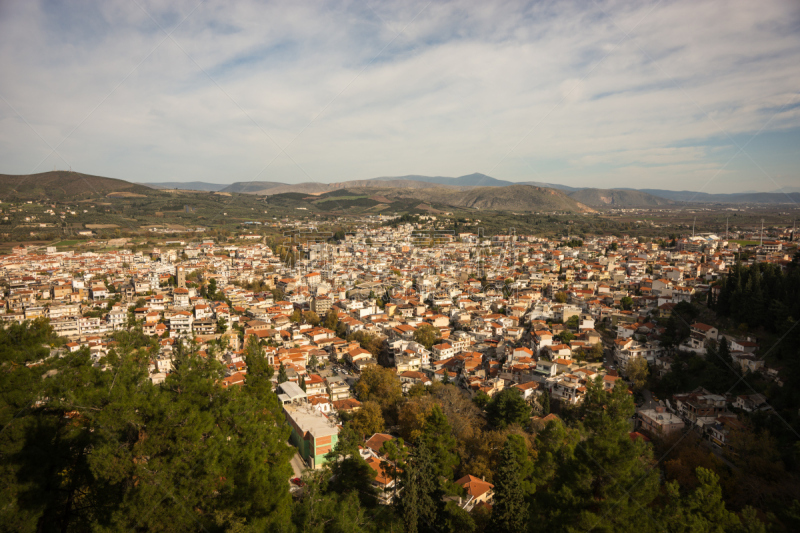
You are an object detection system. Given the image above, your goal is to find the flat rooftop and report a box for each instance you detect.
[284,404,339,439]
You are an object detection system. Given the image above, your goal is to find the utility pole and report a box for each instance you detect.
[760,219,764,246]
[692,217,696,238]
[726,217,728,241]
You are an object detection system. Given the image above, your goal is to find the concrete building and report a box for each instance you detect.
[283,403,339,469]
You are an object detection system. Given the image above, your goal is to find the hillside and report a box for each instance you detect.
[636,189,800,204]
[370,172,514,187]
[352,184,593,213]
[220,181,288,193]
[567,188,673,207]
[0,171,153,200]
[140,181,228,191]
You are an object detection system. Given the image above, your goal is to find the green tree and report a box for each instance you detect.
[298,374,306,391]
[554,291,567,304]
[413,324,439,350]
[277,362,289,384]
[658,467,742,532]
[419,405,459,481]
[620,296,634,310]
[490,439,529,533]
[486,388,531,429]
[398,440,441,533]
[325,424,378,507]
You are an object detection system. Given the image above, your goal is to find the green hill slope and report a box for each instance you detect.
[0,171,153,200]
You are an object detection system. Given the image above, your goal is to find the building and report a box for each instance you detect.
[176,266,186,289]
[637,406,685,436]
[283,403,339,469]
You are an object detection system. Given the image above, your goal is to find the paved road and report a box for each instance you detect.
[290,451,307,479]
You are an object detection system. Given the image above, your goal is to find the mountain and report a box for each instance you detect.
[567,188,673,207]
[633,189,800,204]
[349,184,593,213]
[140,181,228,191]
[370,172,515,187]
[220,181,288,193]
[0,171,153,200]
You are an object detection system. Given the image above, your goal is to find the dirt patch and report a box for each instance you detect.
[369,195,392,203]
[214,192,232,197]
[85,224,120,229]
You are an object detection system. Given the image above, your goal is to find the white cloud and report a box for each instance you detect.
[0,0,798,192]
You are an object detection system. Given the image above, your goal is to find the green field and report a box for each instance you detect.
[54,240,82,247]
[729,239,759,245]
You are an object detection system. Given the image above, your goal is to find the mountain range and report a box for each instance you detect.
[4,171,798,209]
[141,172,799,205]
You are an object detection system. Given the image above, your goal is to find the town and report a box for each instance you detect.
[2,211,798,530]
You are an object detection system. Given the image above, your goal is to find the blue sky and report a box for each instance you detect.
[1,0,799,193]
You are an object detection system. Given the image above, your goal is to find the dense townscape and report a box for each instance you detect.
[1,212,799,532]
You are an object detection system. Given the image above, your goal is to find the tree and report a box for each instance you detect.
[419,405,459,481]
[473,390,490,410]
[398,440,441,533]
[298,374,306,391]
[489,439,528,533]
[589,342,604,362]
[290,309,302,323]
[348,330,384,359]
[303,310,320,326]
[277,362,289,384]
[626,356,649,392]
[565,314,580,330]
[323,309,339,331]
[658,468,742,532]
[554,291,567,304]
[354,366,402,415]
[216,316,228,333]
[486,388,531,429]
[539,389,551,416]
[620,296,634,310]
[350,401,385,440]
[559,330,574,344]
[0,321,295,531]
[413,324,439,350]
[325,424,377,507]
[308,352,319,371]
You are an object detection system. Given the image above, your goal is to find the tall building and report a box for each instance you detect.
[176,266,186,288]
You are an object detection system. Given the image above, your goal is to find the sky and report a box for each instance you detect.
[1,0,799,193]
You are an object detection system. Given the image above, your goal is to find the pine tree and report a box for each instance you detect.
[419,405,458,481]
[278,362,288,384]
[490,440,528,533]
[298,374,306,391]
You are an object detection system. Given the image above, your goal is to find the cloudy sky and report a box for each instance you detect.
[1,0,799,193]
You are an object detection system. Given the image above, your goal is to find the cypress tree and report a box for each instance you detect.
[277,362,288,384]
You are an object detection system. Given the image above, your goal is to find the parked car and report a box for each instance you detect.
[291,477,305,487]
